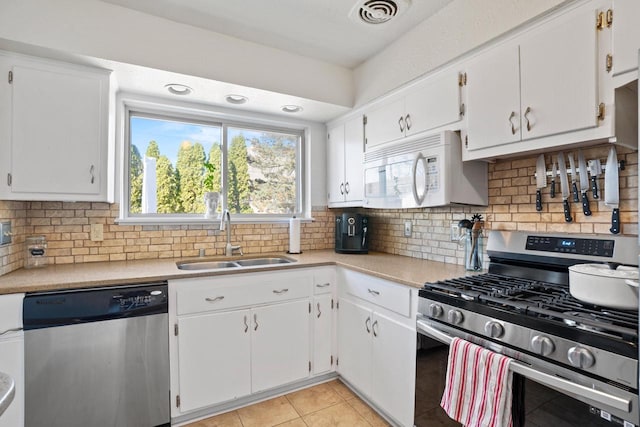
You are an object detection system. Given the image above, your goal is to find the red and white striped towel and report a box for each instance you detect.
[440,338,514,427]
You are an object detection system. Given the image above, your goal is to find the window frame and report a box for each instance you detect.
[117,97,307,225]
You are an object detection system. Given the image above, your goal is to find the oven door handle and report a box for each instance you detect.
[416,320,632,413]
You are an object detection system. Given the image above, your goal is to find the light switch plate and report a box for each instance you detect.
[450,223,460,242]
[90,223,104,242]
[404,221,412,237]
[0,221,11,245]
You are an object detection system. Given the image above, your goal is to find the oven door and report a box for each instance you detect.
[415,317,639,427]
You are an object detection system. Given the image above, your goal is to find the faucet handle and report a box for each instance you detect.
[231,245,243,256]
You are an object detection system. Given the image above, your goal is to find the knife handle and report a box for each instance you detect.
[550,180,556,198]
[536,189,542,211]
[591,176,599,199]
[581,192,591,216]
[610,208,620,234]
[563,200,572,223]
[571,182,579,202]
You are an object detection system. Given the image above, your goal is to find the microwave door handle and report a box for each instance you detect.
[412,153,426,205]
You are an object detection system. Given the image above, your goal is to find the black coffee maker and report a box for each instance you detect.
[335,213,369,254]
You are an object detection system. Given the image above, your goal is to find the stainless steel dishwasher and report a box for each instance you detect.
[23,282,169,427]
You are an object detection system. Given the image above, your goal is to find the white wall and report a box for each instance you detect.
[353,0,569,106]
[0,0,353,108]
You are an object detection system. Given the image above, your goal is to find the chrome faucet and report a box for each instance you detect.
[220,209,242,256]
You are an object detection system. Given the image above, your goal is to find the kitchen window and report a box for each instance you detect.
[119,105,304,224]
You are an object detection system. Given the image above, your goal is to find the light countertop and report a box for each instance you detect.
[0,250,473,295]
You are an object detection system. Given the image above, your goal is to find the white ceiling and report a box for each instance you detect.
[100,0,453,69]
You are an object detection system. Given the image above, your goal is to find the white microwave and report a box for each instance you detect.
[363,131,488,209]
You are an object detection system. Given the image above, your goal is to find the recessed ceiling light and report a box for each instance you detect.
[282,105,303,113]
[225,94,248,105]
[165,83,193,95]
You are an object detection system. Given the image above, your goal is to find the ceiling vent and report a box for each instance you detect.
[349,0,410,26]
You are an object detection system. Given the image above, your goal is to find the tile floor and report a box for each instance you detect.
[185,379,390,427]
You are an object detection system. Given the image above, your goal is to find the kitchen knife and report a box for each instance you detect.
[535,154,546,212]
[588,159,601,199]
[577,150,591,216]
[557,152,572,222]
[605,146,620,234]
[550,161,557,198]
[568,153,579,202]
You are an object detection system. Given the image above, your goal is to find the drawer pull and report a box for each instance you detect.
[316,283,331,288]
[365,316,371,333]
[367,289,380,296]
[254,313,258,331]
[317,302,321,318]
[273,288,289,294]
[0,327,22,336]
[205,296,225,303]
[244,315,248,333]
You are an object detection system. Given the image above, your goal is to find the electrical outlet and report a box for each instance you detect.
[404,221,412,237]
[0,221,11,245]
[450,223,460,242]
[90,223,104,242]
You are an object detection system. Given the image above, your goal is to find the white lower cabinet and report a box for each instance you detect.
[312,294,334,375]
[0,293,24,427]
[337,270,416,427]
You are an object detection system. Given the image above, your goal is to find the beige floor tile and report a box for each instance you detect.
[184,410,243,427]
[275,418,308,427]
[237,396,300,427]
[286,382,344,415]
[327,379,357,400]
[302,402,370,427]
[347,397,391,427]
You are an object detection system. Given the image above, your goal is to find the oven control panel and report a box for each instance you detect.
[525,236,614,257]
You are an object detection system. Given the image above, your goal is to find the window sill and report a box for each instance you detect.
[115,216,315,226]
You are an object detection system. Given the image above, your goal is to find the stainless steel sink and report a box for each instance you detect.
[176,256,296,271]
[177,261,240,270]
[235,257,295,267]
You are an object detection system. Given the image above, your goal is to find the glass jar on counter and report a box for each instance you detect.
[25,236,47,269]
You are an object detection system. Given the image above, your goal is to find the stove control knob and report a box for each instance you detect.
[427,303,444,318]
[484,321,504,338]
[568,346,595,369]
[531,335,555,356]
[447,310,464,325]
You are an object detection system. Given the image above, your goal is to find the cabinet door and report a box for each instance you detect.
[177,310,251,412]
[405,72,461,137]
[519,6,598,140]
[313,294,333,375]
[613,0,640,76]
[337,298,372,395]
[364,98,405,148]
[251,299,310,392]
[371,312,416,427]
[9,60,108,199]
[0,336,24,427]
[343,116,364,202]
[327,123,345,204]
[466,44,522,151]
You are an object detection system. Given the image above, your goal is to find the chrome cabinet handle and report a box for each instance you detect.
[340,183,344,195]
[345,182,350,194]
[273,288,289,294]
[244,315,248,333]
[524,107,532,131]
[508,111,517,135]
[205,296,225,302]
[317,302,321,318]
[367,288,380,296]
[316,283,330,288]
[254,313,258,331]
[398,116,405,133]
[372,320,379,337]
[365,316,371,333]
[89,165,95,184]
[405,114,412,131]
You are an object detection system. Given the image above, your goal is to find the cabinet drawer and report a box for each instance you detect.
[174,270,313,315]
[340,269,411,317]
[313,268,335,295]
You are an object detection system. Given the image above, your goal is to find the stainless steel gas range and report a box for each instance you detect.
[416,230,639,427]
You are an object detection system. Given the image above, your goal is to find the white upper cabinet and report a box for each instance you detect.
[327,116,364,207]
[364,71,462,149]
[0,52,111,201]
[464,2,612,160]
[612,0,640,78]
